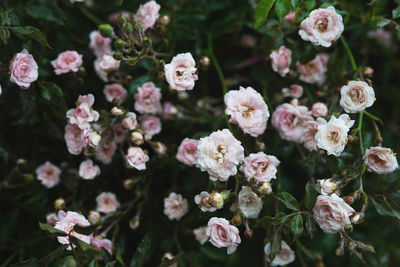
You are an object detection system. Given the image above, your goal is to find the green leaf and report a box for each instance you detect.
[370,196,400,219]
[291,214,303,238]
[305,181,318,210]
[130,236,151,267]
[70,235,97,252]
[305,0,316,11]
[290,0,297,8]
[363,111,383,123]
[38,222,67,236]
[377,19,390,28]
[73,224,98,235]
[393,6,400,18]
[256,212,288,227]
[12,26,50,48]
[270,232,282,261]
[275,0,291,20]
[159,252,184,267]
[254,0,276,28]
[305,215,316,238]
[275,192,300,211]
[116,246,126,266]
[101,247,113,263]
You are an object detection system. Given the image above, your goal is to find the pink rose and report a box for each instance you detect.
[65,123,87,155]
[95,142,116,164]
[301,118,325,151]
[313,193,355,234]
[241,34,257,48]
[312,102,328,117]
[284,11,296,23]
[269,46,292,77]
[224,86,270,136]
[112,123,127,144]
[271,103,313,143]
[296,54,328,85]
[98,54,120,73]
[364,147,398,174]
[264,241,295,266]
[240,152,280,183]
[162,102,178,120]
[125,146,149,170]
[122,112,138,130]
[46,213,59,226]
[67,95,100,130]
[54,210,91,249]
[134,1,160,31]
[78,159,100,180]
[193,226,209,245]
[96,192,120,213]
[51,51,83,75]
[134,82,162,114]
[317,178,339,196]
[176,138,198,166]
[89,31,112,58]
[194,191,217,212]
[282,84,303,99]
[90,236,112,254]
[36,161,61,188]
[299,6,344,47]
[163,192,189,220]
[164,52,198,91]
[140,115,161,136]
[9,49,38,89]
[94,58,109,82]
[103,83,127,104]
[206,217,241,254]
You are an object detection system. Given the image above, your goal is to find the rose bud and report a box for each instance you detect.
[244,228,253,239]
[23,173,35,182]
[160,15,170,26]
[255,141,266,151]
[220,190,230,200]
[200,56,210,68]
[209,192,224,209]
[111,106,124,116]
[113,51,124,61]
[17,158,27,166]
[258,182,273,195]
[54,198,65,210]
[364,67,374,76]
[151,141,167,155]
[98,24,114,37]
[123,179,134,190]
[88,210,101,224]
[129,216,140,230]
[342,195,354,205]
[344,224,353,232]
[231,214,242,226]
[177,92,189,100]
[88,131,101,147]
[350,213,364,224]
[130,131,144,145]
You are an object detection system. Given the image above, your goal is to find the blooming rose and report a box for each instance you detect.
[176,138,198,166]
[269,46,292,77]
[316,178,338,195]
[134,1,160,31]
[122,112,138,130]
[297,54,328,85]
[95,142,116,164]
[282,84,303,99]
[224,86,270,136]
[9,49,38,88]
[284,11,296,23]
[364,146,398,174]
[315,114,354,156]
[140,115,161,136]
[36,161,61,188]
[162,102,178,120]
[125,146,149,170]
[193,226,209,245]
[94,58,109,82]
[78,159,100,180]
[163,192,189,220]
[197,129,244,181]
[89,30,112,57]
[51,51,83,75]
[103,83,127,104]
[96,192,120,213]
[340,81,376,113]
[90,236,112,254]
[66,94,99,130]
[271,103,313,143]
[206,217,241,254]
[238,186,263,219]
[299,6,344,47]
[164,53,198,91]
[312,102,328,117]
[240,152,280,182]
[65,123,86,155]
[54,210,91,249]
[313,193,355,234]
[301,118,325,151]
[194,191,217,212]
[134,82,162,114]
[264,241,295,266]
[98,54,120,73]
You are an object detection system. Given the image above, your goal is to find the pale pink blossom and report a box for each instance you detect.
[113,124,127,144]
[130,131,144,145]
[96,192,120,213]
[122,112,138,130]
[164,53,198,91]
[301,118,325,151]
[163,192,189,220]
[241,34,257,48]
[140,115,161,136]
[312,102,328,117]
[36,162,61,188]
[269,46,292,77]
[240,152,280,183]
[89,31,112,57]
[9,49,38,89]
[51,51,83,75]
[162,102,178,119]
[176,138,198,166]
[206,217,241,254]
[103,83,127,104]
[299,6,344,47]
[98,54,120,73]
[125,146,149,170]
[134,1,160,31]
[90,236,112,254]
[340,81,376,113]
[197,129,244,181]
[87,130,101,147]
[78,159,100,180]
[54,210,91,249]
[238,186,263,219]
[46,213,59,226]
[264,241,295,266]
[284,11,296,23]
[282,84,303,99]
[66,94,99,130]
[313,193,355,234]
[65,123,87,155]
[271,103,313,143]
[94,58,109,82]
[317,178,338,196]
[368,28,393,47]
[364,147,398,174]
[134,82,161,114]
[194,191,217,212]
[224,86,269,136]
[193,226,209,245]
[297,54,328,85]
[95,142,116,164]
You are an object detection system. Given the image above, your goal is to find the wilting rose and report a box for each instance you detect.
[316,178,338,195]
[134,0,160,31]
[340,80,376,113]
[51,50,83,75]
[364,146,398,174]
[299,6,344,47]
[36,161,61,188]
[9,49,38,89]
[122,112,138,130]
[264,241,295,266]
[125,146,149,170]
[297,54,328,85]
[164,52,198,91]
[269,46,292,77]
[301,118,325,151]
[103,83,127,104]
[313,193,355,234]
[194,191,217,212]
[78,159,100,180]
[140,115,161,136]
[193,226,209,245]
[96,192,120,213]
[238,186,263,219]
[89,30,112,58]
[240,152,280,183]
[312,102,328,117]
[90,236,112,254]
[95,142,116,164]
[206,217,241,254]
[54,210,91,249]
[224,86,270,136]
[134,82,162,114]
[315,114,354,156]
[176,138,198,166]
[163,192,189,220]
[197,129,244,181]
[282,84,303,98]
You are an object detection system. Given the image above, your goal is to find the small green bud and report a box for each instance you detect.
[114,39,126,50]
[113,51,124,60]
[98,24,114,37]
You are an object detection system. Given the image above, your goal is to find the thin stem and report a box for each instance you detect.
[340,36,363,79]
[358,112,364,155]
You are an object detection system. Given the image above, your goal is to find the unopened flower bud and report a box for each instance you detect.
[231,214,242,226]
[123,179,134,189]
[199,56,210,68]
[23,173,35,182]
[350,213,364,224]
[160,15,170,26]
[98,24,114,37]
[364,67,374,76]
[258,182,273,195]
[151,141,167,155]
[342,195,354,205]
[255,141,266,151]
[113,51,124,60]
[88,210,101,224]
[129,216,140,230]
[209,192,224,209]
[220,190,230,200]
[344,224,353,232]
[54,198,65,210]
[17,158,27,165]
[111,106,124,116]
[144,134,152,141]
[177,92,189,100]
[130,131,144,145]
[88,131,101,147]
[244,228,253,238]
[114,39,126,50]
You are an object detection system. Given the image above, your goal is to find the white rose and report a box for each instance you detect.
[238,186,263,219]
[264,241,295,266]
[340,81,375,113]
